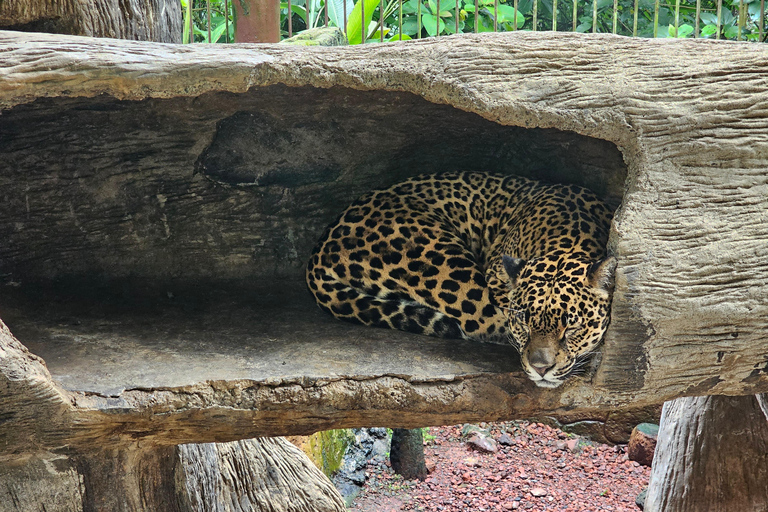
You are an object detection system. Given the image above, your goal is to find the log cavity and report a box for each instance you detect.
[0,85,628,396]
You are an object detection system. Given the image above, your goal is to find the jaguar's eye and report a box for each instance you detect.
[564,322,582,337]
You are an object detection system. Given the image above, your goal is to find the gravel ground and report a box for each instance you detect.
[349,421,649,512]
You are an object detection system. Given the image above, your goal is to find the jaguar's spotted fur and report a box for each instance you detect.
[306,172,616,388]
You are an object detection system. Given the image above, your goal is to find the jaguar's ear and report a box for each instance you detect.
[588,256,617,293]
[502,255,526,288]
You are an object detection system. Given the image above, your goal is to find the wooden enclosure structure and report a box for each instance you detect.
[0,29,767,510]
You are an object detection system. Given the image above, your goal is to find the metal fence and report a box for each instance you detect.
[183,0,766,43]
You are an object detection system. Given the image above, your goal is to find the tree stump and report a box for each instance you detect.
[645,395,768,512]
[390,429,428,481]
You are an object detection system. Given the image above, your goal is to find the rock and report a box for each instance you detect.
[530,487,547,497]
[565,439,581,452]
[279,27,348,46]
[467,434,499,453]
[628,423,659,467]
[461,424,490,439]
[555,440,568,451]
[497,433,515,446]
[636,487,648,510]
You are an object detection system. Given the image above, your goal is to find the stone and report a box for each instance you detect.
[497,433,515,446]
[627,423,659,467]
[530,487,547,497]
[279,27,348,46]
[467,434,499,453]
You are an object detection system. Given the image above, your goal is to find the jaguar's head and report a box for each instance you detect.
[501,254,617,388]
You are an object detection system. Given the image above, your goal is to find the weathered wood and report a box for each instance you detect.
[177,438,346,512]
[0,0,181,42]
[0,31,767,452]
[645,395,768,512]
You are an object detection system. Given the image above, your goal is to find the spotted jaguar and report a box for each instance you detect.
[306,172,616,388]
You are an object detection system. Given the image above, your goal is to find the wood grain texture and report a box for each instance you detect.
[645,395,768,512]
[0,0,181,42]
[178,438,346,512]
[0,31,767,451]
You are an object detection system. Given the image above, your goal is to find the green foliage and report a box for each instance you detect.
[181,0,766,43]
[181,0,235,43]
[305,429,355,477]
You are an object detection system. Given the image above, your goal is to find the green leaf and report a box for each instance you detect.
[699,12,718,25]
[427,0,454,16]
[422,12,446,34]
[700,24,718,36]
[576,20,592,32]
[401,15,421,34]
[723,25,740,39]
[346,0,381,43]
[386,33,413,40]
[327,0,355,28]
[668,23,693,38]
[492,4,524,24]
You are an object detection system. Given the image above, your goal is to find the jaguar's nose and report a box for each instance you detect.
[528,348,556,376]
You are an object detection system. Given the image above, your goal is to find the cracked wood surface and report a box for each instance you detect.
[0,30,767,452]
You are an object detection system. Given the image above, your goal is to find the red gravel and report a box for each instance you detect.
[349,421,649,512]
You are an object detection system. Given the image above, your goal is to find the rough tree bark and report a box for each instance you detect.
[390,429,428,481]
[644,395,768,512]
[0,0,181,42]
[1,30,768,510]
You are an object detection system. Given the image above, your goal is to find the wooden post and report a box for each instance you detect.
[645,395,768,512]
[233,0,280,42]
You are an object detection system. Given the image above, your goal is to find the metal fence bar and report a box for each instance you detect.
[633,0,639,35]
[737,0,744,40]
[400,0,404,39]
[761,0,766,41]
[381,0,385,40]
[456,0,460,32]
[716,0,722,39]
[287,0,294,36]
[592,0,597,33]
[437,0,441,35]
[344,0,348,29]
[494,0,499,31]
[515,0,520,29]
[325,0,329,26]
[613,0,618,33]
[225,0,230,42]
[418,0,422,37]
[573,0,577,31]
[694,0,700,37]
[533,0,538,30]
[474,0,479,32]
[674,0,680,37]
[653,0,660,37]
[188,0,194,42]
[207,0,212,41]
[361,0,365,42]
[552,0,557,30]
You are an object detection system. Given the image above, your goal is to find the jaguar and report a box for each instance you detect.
[306,172,616,388]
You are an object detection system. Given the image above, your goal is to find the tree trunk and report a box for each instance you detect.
[390,428,428,481]
[177,437,346,512]
[0,0,181,42]
[645,395,768,512]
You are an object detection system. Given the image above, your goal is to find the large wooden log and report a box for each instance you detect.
[0,0,181,42]
[645,395,768,511]
[0,30,766,453]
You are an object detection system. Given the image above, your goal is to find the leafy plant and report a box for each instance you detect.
[181,0,235,43]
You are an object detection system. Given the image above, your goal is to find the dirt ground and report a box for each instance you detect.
[349,421,649,512]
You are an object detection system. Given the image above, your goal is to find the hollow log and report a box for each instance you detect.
[645,395,768,512]
[0,0,181,42]
[0,29,767,471]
